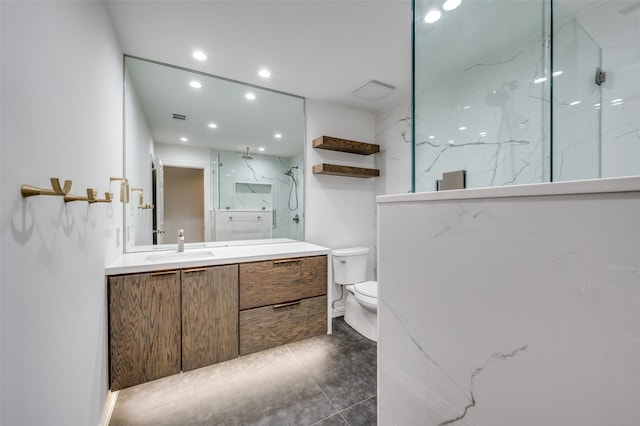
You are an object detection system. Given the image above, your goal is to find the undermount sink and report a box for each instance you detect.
[144,250,215,263]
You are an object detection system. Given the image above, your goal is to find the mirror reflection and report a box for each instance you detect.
[124,56,305,252]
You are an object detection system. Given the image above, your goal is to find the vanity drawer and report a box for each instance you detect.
[239,255,327,310]
[239,295,327,355]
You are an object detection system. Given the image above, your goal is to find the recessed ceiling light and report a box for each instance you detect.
[180,137,188,142]
[442,0,462,11]
[192,51,207,61]
[258,69,271,78]
[552,70,564,77]
[208,123,218,128]
[258,147,265,151]
[458,126,467,131]
[428,135,435,139]
[424,9,442,24]
[569,101,581,106]
[533,77,547,84]
[274,133,282,139]
[479,132,487,137]
[245,93,256,100]
[190,80,202,89]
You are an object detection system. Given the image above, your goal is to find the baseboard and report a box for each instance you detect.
[331,307,345,318]
[99,390,118,426]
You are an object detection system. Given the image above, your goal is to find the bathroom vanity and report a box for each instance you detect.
[105,241,330,390]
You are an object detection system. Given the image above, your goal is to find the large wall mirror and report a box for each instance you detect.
[124,56,305,252]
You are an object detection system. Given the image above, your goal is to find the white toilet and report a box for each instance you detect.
[332,247,378,342]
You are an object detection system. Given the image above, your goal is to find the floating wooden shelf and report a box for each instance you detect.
[312,163,379,178]
[313,136,380,155]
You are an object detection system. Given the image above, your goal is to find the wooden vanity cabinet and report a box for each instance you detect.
[181,265,238,372]
[108,254,328,388]
[108,270,181,391]
[239,255,328,355]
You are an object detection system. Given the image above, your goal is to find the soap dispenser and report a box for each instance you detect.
[178,229,185,252]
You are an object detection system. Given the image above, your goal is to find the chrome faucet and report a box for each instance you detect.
[177,229,185,252]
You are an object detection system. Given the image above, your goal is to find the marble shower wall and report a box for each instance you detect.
[377,188,640,425]
[212,149,303,240]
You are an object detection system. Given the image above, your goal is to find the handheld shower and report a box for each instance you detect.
[284,166,299,210]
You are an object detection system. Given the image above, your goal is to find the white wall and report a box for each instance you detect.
[304,100,375,311]
[1,2,122,425]
[377,184,640,425]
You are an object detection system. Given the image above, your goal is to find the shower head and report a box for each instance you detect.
[284,166,299,176]
[242,147,254,160]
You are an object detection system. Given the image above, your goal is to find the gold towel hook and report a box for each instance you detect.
[131,188,154,209]
[64,188,97,203]
[95,192,114,203]
[109,177,130,203]
[21,178,73,198]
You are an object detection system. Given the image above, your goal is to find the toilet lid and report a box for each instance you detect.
[354,281,377,298]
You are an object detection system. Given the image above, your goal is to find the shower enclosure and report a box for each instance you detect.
[413,0,640,191]
[211,150,304,241]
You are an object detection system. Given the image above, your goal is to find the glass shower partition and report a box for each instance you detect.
[551,15,602,181]
[413,0,551,191]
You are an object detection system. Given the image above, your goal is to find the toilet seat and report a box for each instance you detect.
[353,281,377,312]
[354,281,377,298]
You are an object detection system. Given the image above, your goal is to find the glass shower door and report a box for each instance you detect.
[551,15,602,181]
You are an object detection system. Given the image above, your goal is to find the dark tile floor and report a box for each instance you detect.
[109,317,377,426]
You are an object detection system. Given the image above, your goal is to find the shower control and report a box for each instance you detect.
[595,67,606,86]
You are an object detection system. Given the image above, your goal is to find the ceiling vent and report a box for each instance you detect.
[172,113,187,120]
[353,80,395,101]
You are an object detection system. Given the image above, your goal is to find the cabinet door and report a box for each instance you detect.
[109,271,181,390]
[181,265,238,371]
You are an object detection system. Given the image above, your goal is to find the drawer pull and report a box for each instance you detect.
[150,270,177,276]
[183,267,208,273]
[273,300,302,309]
[272,259,302,265]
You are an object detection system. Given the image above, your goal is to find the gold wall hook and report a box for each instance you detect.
[131,188,154,209]
[50,178,72,195]
[95,192,114,203]
[87,189,98,203]
[109,177,130,203]
[64,188,96,203]
[21,178,73,198]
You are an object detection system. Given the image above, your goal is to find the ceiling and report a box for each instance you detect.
[125,56,306,157]
[107,0,412,114]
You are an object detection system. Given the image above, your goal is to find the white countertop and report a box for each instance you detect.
[377,176,640,204]
[106,240,331,275]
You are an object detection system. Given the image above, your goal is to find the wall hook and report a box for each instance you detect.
[95,192,114,203]
[109,177,130,203]
[21,178,72,198]
[64,188,97,203]
[131,188,154,209]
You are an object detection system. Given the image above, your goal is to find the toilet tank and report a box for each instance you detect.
[332,247,369,285]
